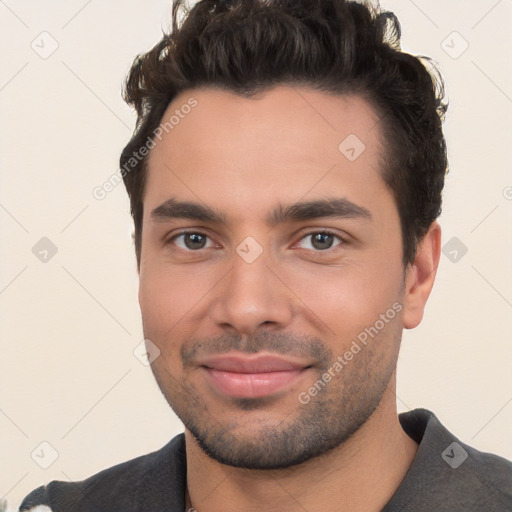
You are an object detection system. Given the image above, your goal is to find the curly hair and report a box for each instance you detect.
[120,0,448,268]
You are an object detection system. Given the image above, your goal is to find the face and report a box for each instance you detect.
[138,85,409,469]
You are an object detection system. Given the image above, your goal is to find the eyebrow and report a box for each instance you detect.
[150,197,372,227]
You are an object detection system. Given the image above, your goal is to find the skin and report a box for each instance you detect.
[137,85,441,512]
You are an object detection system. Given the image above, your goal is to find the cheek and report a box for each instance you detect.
[138,262,216,346]
[279,256,403,340]
[139,266,181,343]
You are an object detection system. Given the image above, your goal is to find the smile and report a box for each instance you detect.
[198,353,313,399]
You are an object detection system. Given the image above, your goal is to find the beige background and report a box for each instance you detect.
[1,0,511,510]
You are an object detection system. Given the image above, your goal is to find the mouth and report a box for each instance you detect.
[198,353,313,399]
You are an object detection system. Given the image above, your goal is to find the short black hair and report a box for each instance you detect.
[120,0,448,268]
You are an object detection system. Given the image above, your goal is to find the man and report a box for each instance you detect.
[18,0,512,510]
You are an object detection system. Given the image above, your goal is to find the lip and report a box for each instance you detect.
[199,353,310,373]
[198,353,312,399]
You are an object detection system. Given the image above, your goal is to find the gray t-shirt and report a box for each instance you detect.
[18,409,512,511]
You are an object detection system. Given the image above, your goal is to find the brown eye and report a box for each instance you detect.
[312,233,335,250]
[170,232,214,251]
[297,231,344,251]
[184,233,207,249]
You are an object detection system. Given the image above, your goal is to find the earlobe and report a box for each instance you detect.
[402,222,442,329]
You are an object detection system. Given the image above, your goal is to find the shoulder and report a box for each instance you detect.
[394,409,512,511]
[18,433,186,512]
[462,438,512,506]
[441,439,512,511]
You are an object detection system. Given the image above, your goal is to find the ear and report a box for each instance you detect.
[402,221,441,329]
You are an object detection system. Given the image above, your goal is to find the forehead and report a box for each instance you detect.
[149,85,382,162]
[144,85,392,224]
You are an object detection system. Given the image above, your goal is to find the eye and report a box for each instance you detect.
[169,232,216,251]
[166,230,346,253]
[296,231,344,251]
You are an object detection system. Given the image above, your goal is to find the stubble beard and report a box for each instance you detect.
[150,328,401,470]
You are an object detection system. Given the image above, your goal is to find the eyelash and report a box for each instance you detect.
[165,229,348,254]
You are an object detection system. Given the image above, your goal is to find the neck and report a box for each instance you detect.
[185,376,418,512]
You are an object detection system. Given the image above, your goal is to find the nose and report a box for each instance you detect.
[208,248,294,336]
